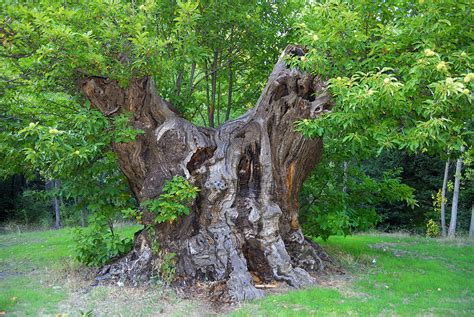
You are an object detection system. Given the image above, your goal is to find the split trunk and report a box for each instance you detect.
[82,46,334,301]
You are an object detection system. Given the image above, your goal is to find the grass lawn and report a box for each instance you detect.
[235,234,474,316]
[0,228,74,315]
[0,225,140,315]
[1,228,473,316]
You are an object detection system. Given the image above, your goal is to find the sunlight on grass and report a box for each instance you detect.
[234,235,474,316]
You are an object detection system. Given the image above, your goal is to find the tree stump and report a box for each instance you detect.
[83,45,334,301]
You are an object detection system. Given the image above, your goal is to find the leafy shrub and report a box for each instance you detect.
[73,214,132,266]
[160,252,177,284]
[300,163,416,240]
[73,176,197,266]
[426,219,440,238]
[142,176,199,224]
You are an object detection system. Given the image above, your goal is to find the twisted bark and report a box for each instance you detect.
[82,45,334,301]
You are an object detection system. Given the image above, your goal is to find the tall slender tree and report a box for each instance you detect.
[440,159,450,237]
[448,146,465,238]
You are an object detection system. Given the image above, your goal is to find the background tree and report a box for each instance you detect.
[295,0,472,237]
[440,159,450,237]
[448,146,464,238]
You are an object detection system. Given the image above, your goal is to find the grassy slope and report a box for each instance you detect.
[1,229,473,316]
[235,234,474,316]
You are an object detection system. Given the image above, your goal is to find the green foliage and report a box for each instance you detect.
[122,207,143,223]
[73,214,132,266]
[113,113,145,143]
[432,189,446,216]
[301,161,416,239]
[14,190,51,226]
[0,0,298,243]
[368,151,473,233]
[429,188,447,226]
[159,252,177,285]
[79,310,94,317]
[426,219,440,237]
[1,0,472,242]
[294,118,324,138]
[296,0,472,156]
[8,112,137,262]
[295,0,472,238]
[142,176,199,224]
[0,0,299,126]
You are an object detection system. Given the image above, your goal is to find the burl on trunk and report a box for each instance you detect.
[82,45,333,301]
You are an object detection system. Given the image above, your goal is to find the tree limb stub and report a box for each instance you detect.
[82,45,335,301]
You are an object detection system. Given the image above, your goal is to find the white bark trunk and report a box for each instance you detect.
[448,146,464,238]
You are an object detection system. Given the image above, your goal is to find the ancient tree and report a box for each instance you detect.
[82,46,333,301]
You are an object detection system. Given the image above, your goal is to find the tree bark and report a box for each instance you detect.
[175,69,184,97]
[46,180,61,229]
[225,59,233,121]
[80,208,87,227]
[210,49,218,128]
[342,161,348,194]
[440,159,450,237]
[217,81,221,126]
[448,146,464,239]
[53,180,61,229]
[81,45,334,301]
[188,62,196,96]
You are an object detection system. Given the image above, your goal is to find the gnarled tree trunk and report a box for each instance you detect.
[82,46,334,301]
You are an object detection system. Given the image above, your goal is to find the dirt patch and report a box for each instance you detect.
[318,273,369,298]
[58,284,221,316]
[370,242,410,257]
[54,260,355,316]
[53,260,236,316]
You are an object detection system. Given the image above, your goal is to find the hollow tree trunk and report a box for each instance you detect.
[81,45,334,301]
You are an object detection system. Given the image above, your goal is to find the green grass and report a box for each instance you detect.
[234,234,474,316]
[0,225,140,315]
[1,229,473,316]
